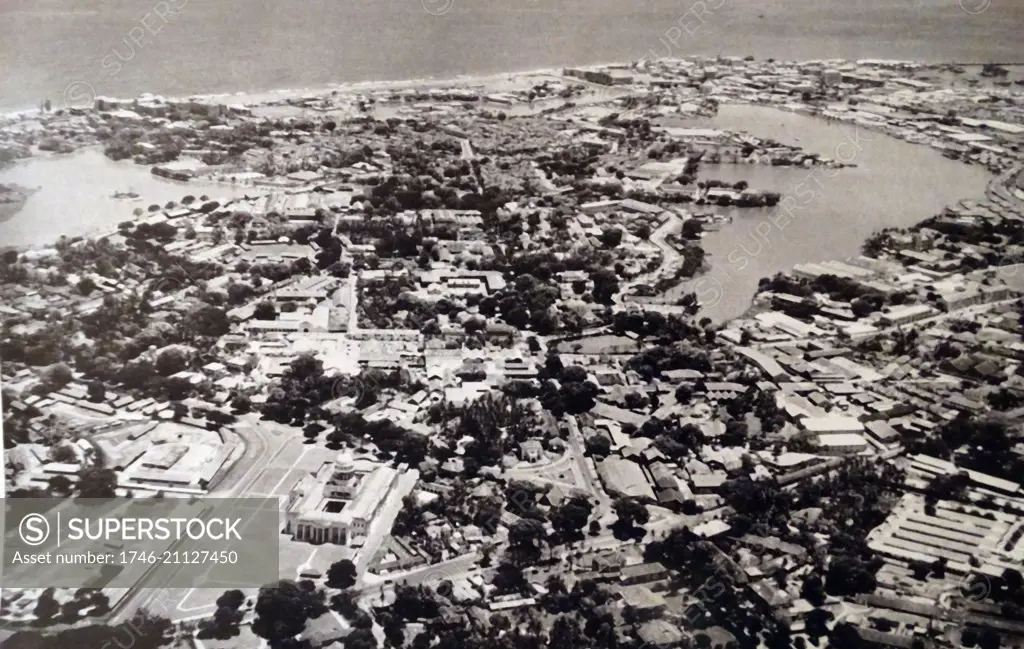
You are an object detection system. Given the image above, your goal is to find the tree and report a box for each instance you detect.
[87,381,106,403]
[585,435,612,458]
[303,423,324,441]
[591,268,619,304]
[186,303,231,338]
[509,518,546,554]
[215,589,246,610]
[392,584,440,620]
[829,622,862,649]
[492,562,526,594]
[254,301,278,321]
[962,628,979,648]
[463,317,485,334]
[47,474,73,497]
[155,347,189,376]
[825,555,878,597]
[34,588,60,622]
[231,395,252,413]
[49,445,77,463]
[978,629,1002,649]
[227,282,255,305]
[806,607,834,638]
[909,559,931,581]
[131,609,173,645]
[346,627,378,649]
[599,227,623,248]
[801,574,826,606]
[325,429,345,448]
[550,496,593,542]
[327,559,358,589]
[624,391,648,410]
[548,615,583,649]
[41,363,73,392]
[379,612,404,648]
[78,277,97,296]
[722,419,748,446]
[252,580,325,646]
[1002,568,1023,595]
[675,384,693,404]
[77,466,118,498]
[200,605,243,639]
[613,497,649,528]
[90,592,110,616]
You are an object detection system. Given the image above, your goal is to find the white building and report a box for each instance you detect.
[284,452,401,545]
[814,433,870,456]
[800,416,864,435]
[878,304,936,327]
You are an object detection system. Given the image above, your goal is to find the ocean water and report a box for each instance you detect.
[1,0,1023,111]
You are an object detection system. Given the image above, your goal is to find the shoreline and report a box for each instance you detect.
[1,57,1017,320]
[0,182,38,224]
[0,63,609,119]
[0,90,1000,260]
[7,53,1022,118]
[7,56,1017,119]
[0,99,867,254]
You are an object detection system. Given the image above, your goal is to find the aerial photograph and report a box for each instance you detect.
[2,0,1024,648]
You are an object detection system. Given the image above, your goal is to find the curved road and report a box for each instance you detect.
[110,415,294,625]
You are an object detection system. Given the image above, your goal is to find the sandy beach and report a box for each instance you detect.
[1,65,584,121]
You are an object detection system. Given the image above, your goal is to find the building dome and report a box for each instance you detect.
[334,451,355,472]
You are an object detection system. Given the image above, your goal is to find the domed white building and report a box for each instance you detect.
[284,451,401,545]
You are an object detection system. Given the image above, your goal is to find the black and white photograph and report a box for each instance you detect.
[2,1,1024,648]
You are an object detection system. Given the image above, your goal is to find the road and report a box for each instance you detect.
[617,213,683,301]
[610,212,705,313]
[353,470,420,577]
[986,165,1023,208]
[564,415,611,512]
[354,508,712,604]
[346,275,359,332]
[648,214,683,264]
[358,552,482,595]
[505,453,575,483]
[110,415,296,624]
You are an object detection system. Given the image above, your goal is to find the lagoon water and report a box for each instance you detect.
[1,0,1023,112]
[0,0,1013,313]
[0,105,993,317]
[0,149,253,247]
[670,104,994,322]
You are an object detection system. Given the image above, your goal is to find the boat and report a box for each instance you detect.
[152,166,194,182]
[693,212,731,231]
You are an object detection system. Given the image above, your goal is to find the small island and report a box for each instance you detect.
[0,182,36,223]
